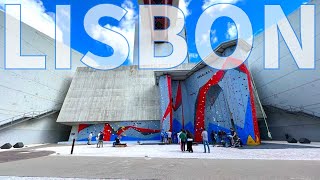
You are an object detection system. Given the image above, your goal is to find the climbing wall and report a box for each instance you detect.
[159,63,261,145]
[76,121,161,141]
[204,85,232,133]
[171,81,184,135]
[219,68,259,144]
[159,75,172,132]
[220,70,249,130]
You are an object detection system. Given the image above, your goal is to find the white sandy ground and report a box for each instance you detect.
[33,141,320,161]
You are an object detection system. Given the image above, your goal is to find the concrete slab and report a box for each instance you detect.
[0,156,319,180]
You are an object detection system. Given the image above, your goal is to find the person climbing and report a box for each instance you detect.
[186,130,194,153]
[201,128,210,153]
[179,130,187,152]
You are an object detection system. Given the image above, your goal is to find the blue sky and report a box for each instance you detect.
[0,0,310,65]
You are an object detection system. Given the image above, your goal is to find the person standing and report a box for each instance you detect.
[164,131,168,143]
[230,128,237,147]
[87,132,93,145]
[167,130,172,144]
[96,132,100,148]
[186,130,193,153]
[161,130,165,143]
[97,131,104,148]
[173,133,177,144]
[221,131,228,147]
[210,131,216,146]
[217,130,222,145]
[179,130,187,152]
[177,130,182,144]
[201,128,210,153]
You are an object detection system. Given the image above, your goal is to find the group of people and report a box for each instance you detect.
[210,128,242,147]
[177,129,195,153]
[88,131,125,148]
[175,128,210,153]
[87,131,104,148]
[87,127,242,151]
[175,127,242,153]
[160,130,173,144]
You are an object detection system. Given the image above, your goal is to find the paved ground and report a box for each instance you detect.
[0,150,54,163]
[0,156,319,180]
[0,142,319,179]
[36,141,320,160]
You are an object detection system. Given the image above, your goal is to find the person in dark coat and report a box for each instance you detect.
[179,130,187,152]
[186,130,194,153]
[97,131,104,148]
[217,130,222,145]
[113,135,123,146]
[230,128,238,146]
[210,131,216,145]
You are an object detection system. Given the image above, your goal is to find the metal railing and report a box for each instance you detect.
[0,109,59,127]
[250,72,272,139]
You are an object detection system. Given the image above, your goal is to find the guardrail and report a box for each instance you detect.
[0,109,59,127]
[250,72,272,139]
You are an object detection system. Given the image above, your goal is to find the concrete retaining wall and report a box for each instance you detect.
[259,106,320,142]
[0,112,71,145]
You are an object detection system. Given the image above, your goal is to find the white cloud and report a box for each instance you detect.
[56,7,70,43]
[211,30,218,43]
[225,22,238,39]
[90,0,136,64]
[202,0,241,16]
[203,0,240,9]
[189,53,199,59]
[196,30,209,46]
[201,1,241,41]
[196,29,218,47]
[0,0,63,42]
[178,0,191,17]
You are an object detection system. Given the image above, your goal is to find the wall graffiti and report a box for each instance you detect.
[77,121,161,141]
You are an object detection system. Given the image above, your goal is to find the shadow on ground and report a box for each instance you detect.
[240,142,320,149]
[0,150,55,163]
